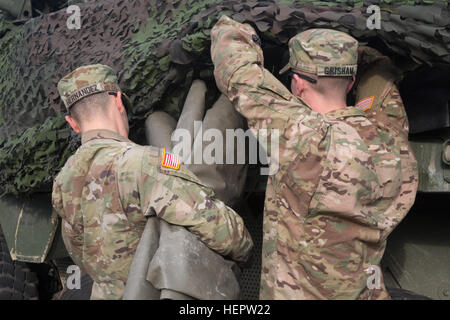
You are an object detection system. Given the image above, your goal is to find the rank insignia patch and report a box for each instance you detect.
[161,148,180,170]
[356,96,375,111]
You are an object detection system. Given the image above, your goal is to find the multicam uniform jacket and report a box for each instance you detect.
[52,129,253,299]
[211,16,418,300]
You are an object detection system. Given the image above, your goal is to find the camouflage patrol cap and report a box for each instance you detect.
[57,64,130,111]
[279,28,358,77]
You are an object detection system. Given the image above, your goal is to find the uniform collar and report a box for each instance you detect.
[81,129,130,144]
[292,95,366,120]
[324,106,366,120]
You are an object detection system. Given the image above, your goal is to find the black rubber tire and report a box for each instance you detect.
[0,233,39,300]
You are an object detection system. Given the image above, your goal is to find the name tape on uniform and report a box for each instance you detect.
[321,66,356,76]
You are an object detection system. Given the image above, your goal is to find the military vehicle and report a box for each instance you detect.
[0,0,449,300]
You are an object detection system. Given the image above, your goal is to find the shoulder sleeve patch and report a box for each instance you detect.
[356,96,375,111]
[161,148,180,170]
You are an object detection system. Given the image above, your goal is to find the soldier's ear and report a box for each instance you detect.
[292,74,305,97]
[65,115,81,134]
[347,75,356,94]
[114,91,126,114]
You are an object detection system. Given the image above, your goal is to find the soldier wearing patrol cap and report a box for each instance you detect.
[52,64,253,299]
[211,16,418,299]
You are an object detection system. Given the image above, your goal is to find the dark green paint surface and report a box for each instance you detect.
[0,193,60,262]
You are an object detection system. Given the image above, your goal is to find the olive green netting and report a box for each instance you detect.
[0,115,79,195]
[0,0,449,195]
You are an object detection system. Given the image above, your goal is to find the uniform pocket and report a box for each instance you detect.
[280,150,325,220]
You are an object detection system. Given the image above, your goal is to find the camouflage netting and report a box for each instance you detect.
[0,0,449,195]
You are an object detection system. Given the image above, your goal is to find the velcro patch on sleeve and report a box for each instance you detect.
[356,96,375,111]
[161,148,180,170]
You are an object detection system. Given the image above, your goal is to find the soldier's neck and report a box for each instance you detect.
[80,119,128,139]
[306,94,347,114]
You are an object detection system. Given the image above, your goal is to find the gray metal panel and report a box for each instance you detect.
[383,194,450,300]
[409,128,450,193]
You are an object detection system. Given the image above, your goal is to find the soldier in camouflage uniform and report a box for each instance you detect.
[52,64,253,300]
[211,16,418,299]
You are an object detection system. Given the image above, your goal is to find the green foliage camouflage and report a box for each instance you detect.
[0,115,78,195]
[0,0,449,195]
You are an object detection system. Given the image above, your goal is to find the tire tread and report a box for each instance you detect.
[0,234,39,300]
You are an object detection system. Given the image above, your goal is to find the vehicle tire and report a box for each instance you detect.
[0,233,39,300]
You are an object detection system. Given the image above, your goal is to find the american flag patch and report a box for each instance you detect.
[356,96,375,111]
[161,148,180,170]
